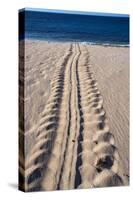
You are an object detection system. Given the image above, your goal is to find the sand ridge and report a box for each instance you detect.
[20,43,128,191]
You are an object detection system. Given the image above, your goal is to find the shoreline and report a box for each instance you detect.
[20,38,130,48]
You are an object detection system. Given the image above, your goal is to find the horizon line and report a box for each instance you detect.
[19,7,129,18]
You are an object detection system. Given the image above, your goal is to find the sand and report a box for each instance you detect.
[87,45,129,177]
[19,40,129,191]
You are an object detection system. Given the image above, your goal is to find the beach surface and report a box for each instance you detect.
[19,40,129,191]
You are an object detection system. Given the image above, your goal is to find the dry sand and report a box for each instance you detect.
[87,45,129,177]
[19,40,129,191]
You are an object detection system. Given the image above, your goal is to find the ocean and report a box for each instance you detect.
[19,10,129,46]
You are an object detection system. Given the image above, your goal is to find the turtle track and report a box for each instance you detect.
[23,43,126,191]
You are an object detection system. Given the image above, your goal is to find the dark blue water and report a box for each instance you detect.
[19,10,129,46]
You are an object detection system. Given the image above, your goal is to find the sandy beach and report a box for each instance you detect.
[19,40,129,191]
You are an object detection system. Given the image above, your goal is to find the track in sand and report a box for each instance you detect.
[21,43,128,191]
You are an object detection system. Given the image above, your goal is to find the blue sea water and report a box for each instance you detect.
[19,10,129,46]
